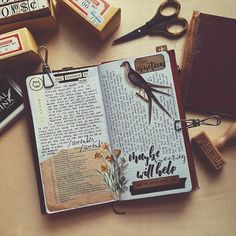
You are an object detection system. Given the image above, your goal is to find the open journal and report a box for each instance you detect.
[26,50,198,214]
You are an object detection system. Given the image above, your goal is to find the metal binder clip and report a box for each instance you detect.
[174,115,221,131]
[37,46,54,88]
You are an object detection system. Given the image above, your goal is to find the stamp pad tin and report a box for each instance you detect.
[0,74,24,133]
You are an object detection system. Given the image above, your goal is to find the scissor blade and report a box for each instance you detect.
[113,25,149,45]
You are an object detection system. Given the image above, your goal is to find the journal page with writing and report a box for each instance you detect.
[98,51,193,200]
[26,66,115,213]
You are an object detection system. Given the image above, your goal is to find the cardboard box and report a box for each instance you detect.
[0,1,57,34]
[57,0,121,41]
[0,27,40,71]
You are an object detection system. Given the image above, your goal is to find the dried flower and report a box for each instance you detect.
[114,149,121,158]
[95,143,128,200]
[105,154,114,161]
[100,142,109,151]
[100,164,108,173]
[94,151,101,160]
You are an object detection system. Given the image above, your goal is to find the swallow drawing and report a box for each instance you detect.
[120,61,171,124]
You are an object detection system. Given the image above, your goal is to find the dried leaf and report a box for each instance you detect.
[100,142,109,151]
[114,149,121,158]
[105,154,114,161]
[94,151,101,160]
[100,164,108,173]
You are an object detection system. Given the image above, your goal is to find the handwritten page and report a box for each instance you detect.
[26,51,195,213]
[98,51,192,200]
[26,66,114,213]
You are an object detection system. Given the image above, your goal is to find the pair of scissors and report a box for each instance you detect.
[113,0,188,45]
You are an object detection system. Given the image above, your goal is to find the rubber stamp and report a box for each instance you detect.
[0,0,51,25]
[192,123,236,170]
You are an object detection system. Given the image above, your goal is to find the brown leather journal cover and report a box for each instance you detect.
[181,11,236,118]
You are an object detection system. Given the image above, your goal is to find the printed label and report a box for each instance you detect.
[134,54,166,74]
[53,69,89,82]
[0,0,48,19]
[68,0,111,26]
[0,34,22,57]
[130,175,186,195]
[28,76,48,125]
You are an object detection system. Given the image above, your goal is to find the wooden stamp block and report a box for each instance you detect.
[192,131,225,170]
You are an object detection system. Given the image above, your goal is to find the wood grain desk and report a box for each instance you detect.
[1,0,236,235]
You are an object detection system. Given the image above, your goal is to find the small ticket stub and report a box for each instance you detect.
[68,0,111,26]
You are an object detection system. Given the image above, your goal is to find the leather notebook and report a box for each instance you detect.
[181,11,236,118]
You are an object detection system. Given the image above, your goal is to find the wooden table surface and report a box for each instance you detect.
[1,0,236,235]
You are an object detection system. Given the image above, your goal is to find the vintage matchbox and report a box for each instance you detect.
[57,0,121,41]
[0,27,40,70]
[0,74,24,133]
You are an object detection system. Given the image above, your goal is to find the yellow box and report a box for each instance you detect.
[57,0,121,41]
[0,1,57,34]
[0,27,40,71]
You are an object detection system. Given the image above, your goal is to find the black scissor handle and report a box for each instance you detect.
[147,16,188,39]
[147,0,188,39]
[158,0,180,18]
[164,17,188,38]
[148,0,181,26]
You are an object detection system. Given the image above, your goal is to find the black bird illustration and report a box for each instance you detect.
[120,61,171,124]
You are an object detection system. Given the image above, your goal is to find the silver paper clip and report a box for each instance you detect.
[174,115,221,131]
[37,46,54,88]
